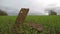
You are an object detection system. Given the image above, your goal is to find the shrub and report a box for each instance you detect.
[0,10,8,16]
[49,10,57,15]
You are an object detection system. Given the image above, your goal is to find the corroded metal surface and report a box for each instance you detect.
[26,22,43,34]
[12,8,43,34]
[12,8,29,34]
[15,8,29,27]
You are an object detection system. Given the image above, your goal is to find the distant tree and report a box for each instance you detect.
[45,8,57,15]
[0,10,8,16]
[49,10,57,15]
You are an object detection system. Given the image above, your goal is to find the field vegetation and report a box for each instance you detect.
[0,15,60,34]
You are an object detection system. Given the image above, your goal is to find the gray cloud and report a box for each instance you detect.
[0,0,60,15]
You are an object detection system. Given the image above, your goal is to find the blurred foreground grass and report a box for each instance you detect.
[0,15,60,34]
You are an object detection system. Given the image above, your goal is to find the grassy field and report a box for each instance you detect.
[0,15,60,34]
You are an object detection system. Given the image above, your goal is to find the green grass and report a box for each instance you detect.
[0,15,60,34]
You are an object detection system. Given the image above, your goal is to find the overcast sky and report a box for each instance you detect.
[0,0,60,15]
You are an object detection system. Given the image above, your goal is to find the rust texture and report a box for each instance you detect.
[12,8,29,34]
[26,22,43,34]
[15,8,29,27]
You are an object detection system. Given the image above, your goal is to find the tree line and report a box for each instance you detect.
[0,10,8,16]
[0,9,58,16]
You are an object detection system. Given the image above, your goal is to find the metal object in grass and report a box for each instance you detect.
[26,22,43,34]
[12,8,43,34]
[12,8,29,34]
